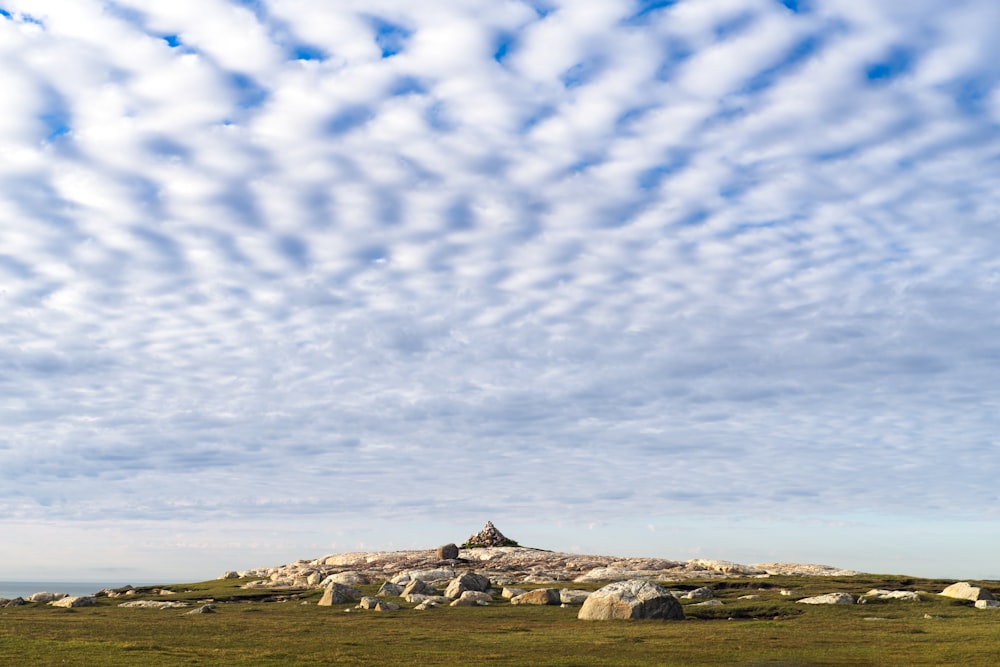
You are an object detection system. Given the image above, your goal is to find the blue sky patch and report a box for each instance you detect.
[0,8,11,19]
[327,105,374,135]
[865,47,914,83]
[494,32,516,64]
[292,44,325,61]
[228,73,268,109]
[624,0,678,25]
[370,17,410,58]
[162,34,181,47]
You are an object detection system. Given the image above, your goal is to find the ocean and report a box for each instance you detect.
[0,582,137,600]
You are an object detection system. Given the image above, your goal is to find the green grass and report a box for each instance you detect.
[2,575,999,665]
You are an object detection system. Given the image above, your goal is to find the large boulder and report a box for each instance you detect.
[376,582,404,597]
[402,579,438,597]
[940,582,995,602]
[436,544,460,560]
[322,571,368,586]
[317,583,362,606]
[510,588,561,605]
[28,592,67,603]
[559,589,592,605]
[578,580,684,621]
[445,572,491,599]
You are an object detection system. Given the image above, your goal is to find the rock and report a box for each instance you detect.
[450,591,493,606]
[559,589,591,605]
[402,579,438,597]
[940,582,995,602]
[317,583,362,606]
[738,594,760,600]
[796,593,854,605]
[578,580,684,621]
[219,571,241,580]
[376,582,404,597]
[859,590,921,603]
[975,600,1000,609]
[50,596,97,608]
[691,599,724,607]
[358,596,398,611]
[462,521,518,548]
[119,601,190,609]
[406,594,450,604]
[28,592,67,603]
[414,601,438,610]
[2,598,26,608]
[322,571,368,587]
[396,568,455,584]
[444,572,491,599]
[682,587,714,600]
[687,559,764,575]
[510,588,560,605]
[437,544,460,560]
[573,568,664,583]
[502,587,528,599]
[185,604,216,614]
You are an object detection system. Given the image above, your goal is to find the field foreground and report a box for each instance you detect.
[2,548,999,665]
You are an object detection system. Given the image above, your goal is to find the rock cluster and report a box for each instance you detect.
[462,521,518,548]
[230,545,861,592]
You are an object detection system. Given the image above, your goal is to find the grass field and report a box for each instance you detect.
[2,574,999,665]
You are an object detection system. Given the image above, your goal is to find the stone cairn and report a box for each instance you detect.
[462,521,519,548]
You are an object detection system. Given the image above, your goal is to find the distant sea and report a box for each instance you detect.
[0,582,139,600]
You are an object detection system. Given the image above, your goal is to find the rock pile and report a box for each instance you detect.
[462,521,518,548]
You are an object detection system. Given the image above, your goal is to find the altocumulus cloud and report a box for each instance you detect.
[2,0,1000,578]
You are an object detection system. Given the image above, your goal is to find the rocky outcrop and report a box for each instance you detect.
[28,592,67,603]
[578,581,684,621]
[796,593,855,605]
[940,582,995,602]
[233,546,862,593]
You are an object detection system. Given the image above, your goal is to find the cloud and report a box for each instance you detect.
[1,0,999,578]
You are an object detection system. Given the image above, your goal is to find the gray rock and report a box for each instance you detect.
[859,589,921,603]
[376,582,404,597]
[559,589,591,605]
[50,596,97,608]
[186,604,216,614]
[510,588,561,605]
[402,579,438,597]
[683,587,714,600]
[437,543,460,560]
[322,571,368,587]
[404,594,450,604]
[502,587,528,599]
[940,582,995,602]
[691,599,724,607]
[975,600,1000,609]
[796,593,854,605]
[445,572,491,599]
[578,580,684,621]
[119,601,190,609]
[450,591,493,606]
[317,583,362,606]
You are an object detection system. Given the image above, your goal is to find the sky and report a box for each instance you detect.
[2,0,999,584]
